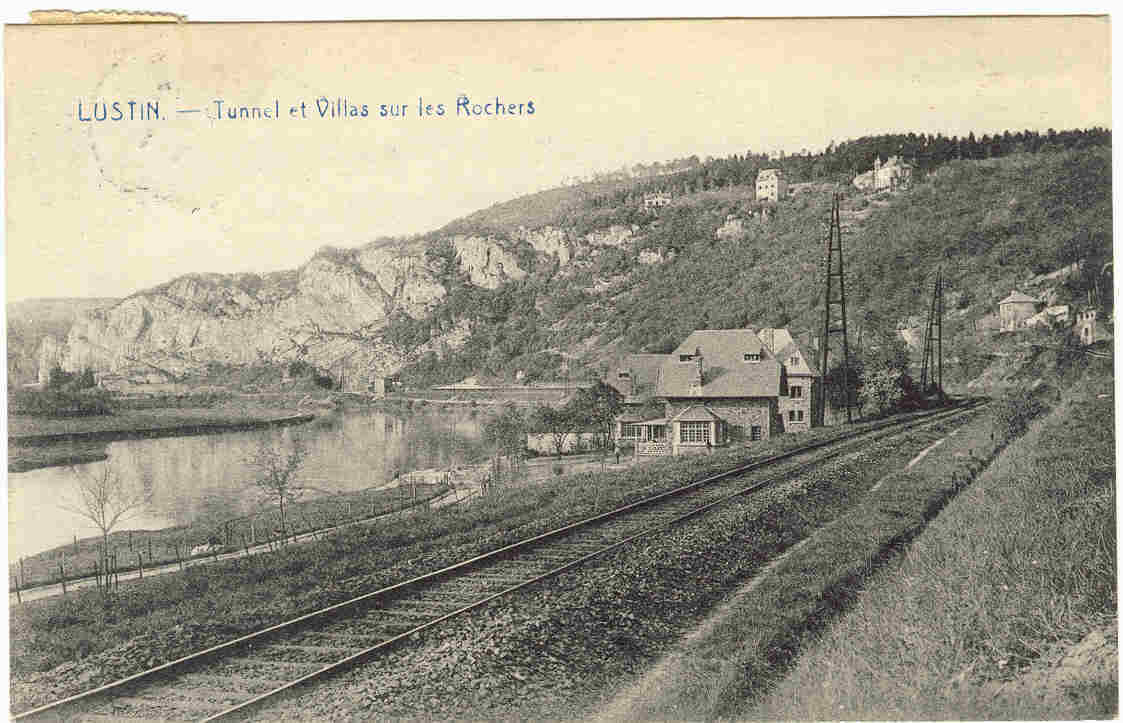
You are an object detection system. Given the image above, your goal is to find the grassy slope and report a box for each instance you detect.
[745,365,1115,720]
[398,147,1110,385]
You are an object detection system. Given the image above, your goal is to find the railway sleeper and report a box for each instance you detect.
[209,657,326,678]
[95,694,230,720]
[171,671,280,697]
[257,642,368,662]
[297,630,393,647]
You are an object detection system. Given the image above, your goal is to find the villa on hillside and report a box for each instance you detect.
[613,327,819,456]
[998,290,1044,331]
[853,155,913,192]
[755,169,787,202]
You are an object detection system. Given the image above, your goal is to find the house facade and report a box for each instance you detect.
[998,290,1044,331]
[614,327,819,457]
[758,327,817,432]
[853,155,913,192]
[755,169,787,202]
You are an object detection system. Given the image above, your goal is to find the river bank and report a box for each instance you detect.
[7,403,316,472]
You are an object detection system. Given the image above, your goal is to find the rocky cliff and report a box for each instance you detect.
[49,226,614,391]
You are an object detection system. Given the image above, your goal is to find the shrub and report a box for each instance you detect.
[994,387,1049,438]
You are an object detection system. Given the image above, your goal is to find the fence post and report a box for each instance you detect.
[148,537,153,562]
[73,534,79,556]
[59,561,66,595]
[137,552,143,580]
[225,521,231,546]
[19,557,26,591]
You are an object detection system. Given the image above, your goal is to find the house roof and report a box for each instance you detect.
[656,329,781,399]
[606,353,669,396]
[999,290,1042,305]
[774,339,820,377]
[757,327,820,378]
[671,405,725,423]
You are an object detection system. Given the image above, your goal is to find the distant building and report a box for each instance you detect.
[1076,309,1101,346]
[853,155,913,192]
[643,192,672,210]
[998,290,1044,331]
[755,169,787,202]
[1024,305,1071,330]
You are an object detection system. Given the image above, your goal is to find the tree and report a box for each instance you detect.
[824,358,864,417]
[482,404,527,485]
[858,366,906,417]
[532,404,575,459]
[566,381,623,451]
[59,464,150,579]
[247,440,309,538]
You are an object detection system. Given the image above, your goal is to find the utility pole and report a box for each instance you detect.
[818,192,853,425]
[920,267,944,400]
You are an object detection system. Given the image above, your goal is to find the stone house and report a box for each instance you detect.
[998,290,1044,331]
[613,327,821,457]
[853,155,913,192]
[1074,309,1112,346]
[756,169,787,202]
[757,327,818,432]
[643,192,672,210]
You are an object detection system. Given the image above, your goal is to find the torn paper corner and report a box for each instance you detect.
[29,9,185,23]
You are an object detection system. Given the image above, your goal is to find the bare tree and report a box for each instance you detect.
[59,463,149,575]
[247,440,309,538]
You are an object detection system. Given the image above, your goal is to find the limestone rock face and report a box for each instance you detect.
[451,235,527,289]
[585,225,633,248]
[518,226,572,266]
[35,335,66,385]
[55,239,454,390]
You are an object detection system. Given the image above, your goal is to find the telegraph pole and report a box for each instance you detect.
[920,267,944,400]
[818,192,853,425]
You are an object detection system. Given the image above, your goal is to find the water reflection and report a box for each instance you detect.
[7,406,485,560]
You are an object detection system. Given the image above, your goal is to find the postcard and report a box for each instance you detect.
[5,15,1114,721]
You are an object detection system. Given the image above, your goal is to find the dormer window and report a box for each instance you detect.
[744,353,761,363]
[679,354,694,362]
[789,355,799,366]
[618,371,630,379]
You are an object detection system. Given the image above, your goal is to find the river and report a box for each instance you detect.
[7,406,489,561]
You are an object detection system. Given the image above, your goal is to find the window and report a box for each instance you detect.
[743,353,761,362]
[617,371,630,379]
[680,421,709,443]
[620,423,641,440]
[789,410,804,422]
[790,385,802,398]
[750,425,762,441]
[789,355,800,366]
[679,354,694,362]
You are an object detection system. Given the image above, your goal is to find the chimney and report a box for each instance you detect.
[760,328,775,354]
[694,347,704,387]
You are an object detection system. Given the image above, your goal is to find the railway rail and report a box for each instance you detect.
[17,401,982,722]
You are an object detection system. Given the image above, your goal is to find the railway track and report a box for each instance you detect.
[17,402,982,722]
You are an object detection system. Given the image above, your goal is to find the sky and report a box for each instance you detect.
[3,16,1112,301]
